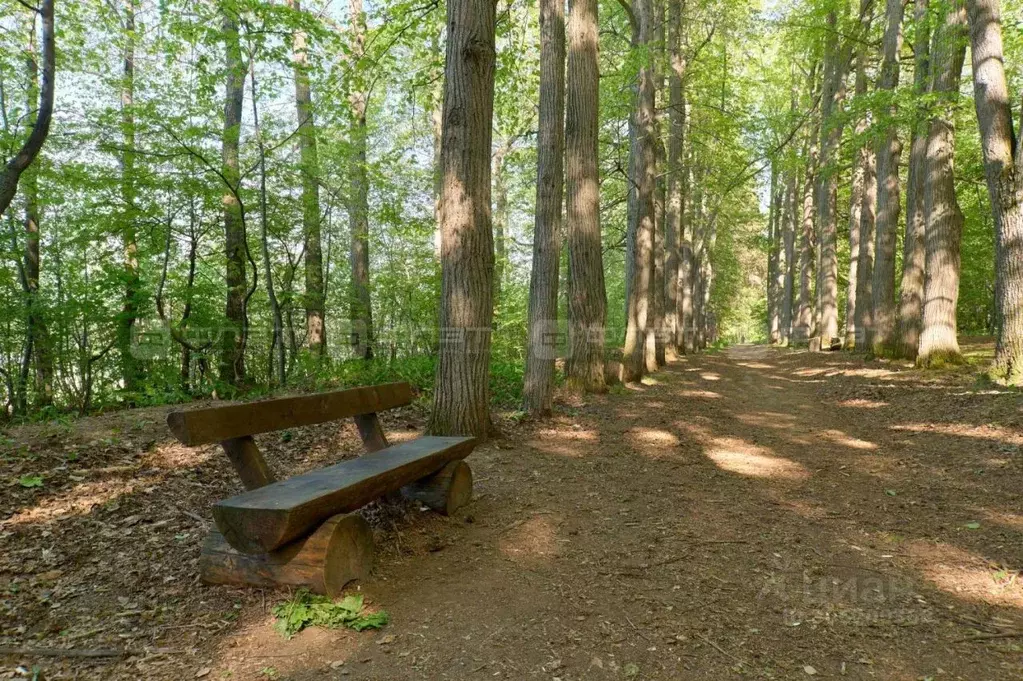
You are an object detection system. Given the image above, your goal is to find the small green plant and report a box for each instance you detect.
[271,590,388,639]
[18,474,44,488]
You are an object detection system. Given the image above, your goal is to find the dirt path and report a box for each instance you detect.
[3,343,1022,680]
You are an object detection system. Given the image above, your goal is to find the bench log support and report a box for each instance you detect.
[401,460,473,515]
[200,513,374,597]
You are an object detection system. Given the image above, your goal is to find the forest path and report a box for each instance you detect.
[3,342,1022,680]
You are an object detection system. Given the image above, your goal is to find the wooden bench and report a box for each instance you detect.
[166,382,476,596]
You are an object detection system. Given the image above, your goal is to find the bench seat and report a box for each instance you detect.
[214,435,476,553]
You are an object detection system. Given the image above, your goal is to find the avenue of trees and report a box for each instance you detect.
[763,0,1023,383]
[0,0,1019,436]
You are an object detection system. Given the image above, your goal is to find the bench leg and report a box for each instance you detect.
[199,513,374,597]
[401,460,473,515]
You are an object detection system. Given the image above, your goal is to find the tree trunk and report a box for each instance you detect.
[220,10,247,386]
[767,163,780,343]
[844,39,869,349]
[796,133,818,343]
[522,0,565,416]
[965,0,1023,384]
[780,171,797,345]
[349,0,374,360]
[665,0,684,353]
[118,0,141,395]
[565,0,607,392]
[290,0,326,357]
[427,0,497,437]
[21,27,53,407]
[652,0,666,367]
[623,0,657,382]
[0,0,54,221]
[251,59,287,386]
[866,0,904,352]
[917,1,968,366]
[893,0,930,358]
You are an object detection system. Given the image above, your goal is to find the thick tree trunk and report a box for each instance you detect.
[893,0,930,358]
[796,137,817,343]
[652,0,666,367]
[623,0,657,382]
[965,0,1023,384]
[773,181,789,345]
[522,0,565,416]
[118,0,141,395]
[0,0,54,221]
[565,0,607,392]
[665,0,684,353]
[220,10,247,386]
[428,0,497,437]
[815,10,848,345]
[844,41,870,349]
[290,0,325,357]
[866,0,904,353]
[918,1,968,366]
[349,0,374,360]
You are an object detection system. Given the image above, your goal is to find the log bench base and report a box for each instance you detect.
[200,513,374,597]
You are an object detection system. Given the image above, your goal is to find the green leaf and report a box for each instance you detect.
[19,475,44,488]
[884,489,897,497]
[965,522,981,530]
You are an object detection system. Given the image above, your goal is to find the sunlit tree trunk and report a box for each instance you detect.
[289,0,325,357]
[865,0,904,352]
[428,0,497,437]
[652,0,666,366]
[492,137,515,305]
[796,131,818,343]
[893,0,930,358]
[348,0,374,360]
[844,38,869,349]
[780,171,797,345]
[565,0,607,391]
[767,162,780,343]
[965,0,1023,384]
[918,1,968,366]
[522,0,565,416]
[624,0,657,381]
[219,8,247,386]
[665,0,684,353]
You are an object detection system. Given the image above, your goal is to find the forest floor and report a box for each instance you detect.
[2,339,1023,680]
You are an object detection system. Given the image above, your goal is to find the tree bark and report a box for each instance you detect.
[767,162,780,343]
[965,0,1023,383]
[0,0,54,221]
[522,0,565,416]
[780,170,797,345]
[866,0,904,352]
[844,39,870,349]
[565,0,607,392]
[220,9,247,386]
[796,132,818,343]
[623,0,657,382]
[665,0,684,353]
[289,0,326,357]
[21,25,53,407]
[652,0,666,367]
[892,0,930,358]
[918,1,968,366]
[117,0,141,395]
[428,0,497,437]
[349,0,374,360]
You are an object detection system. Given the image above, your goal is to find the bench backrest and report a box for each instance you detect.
[166,382,414,492]
[167,382,413,445]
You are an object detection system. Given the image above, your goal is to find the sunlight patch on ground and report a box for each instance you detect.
[699,372,721,381]
[836,398,889,409]
[3,478,143,526]
[633,428,680,447]
[793,367,898,379]
[735,361,774,370]
[890,422,1023,446]
[974,508,1023,532]
[819,429,878,451]
[500,513,560,560]
[736,411,798,429]
[676,424,809,480]
[144,441,216,469]
[677,389,722,399]
[905,540,1023,609]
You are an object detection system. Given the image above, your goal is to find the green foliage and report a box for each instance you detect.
[18,475,43,488]
[272,590,389,639]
